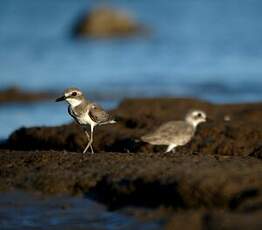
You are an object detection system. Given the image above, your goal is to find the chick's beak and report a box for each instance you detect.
[55,95,66,102]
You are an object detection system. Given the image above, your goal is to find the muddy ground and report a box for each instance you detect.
[0,98,262,229]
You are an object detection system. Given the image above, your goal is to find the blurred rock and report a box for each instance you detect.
[73,6,148,38]
[0,86,54,104]
[165,210,262,230]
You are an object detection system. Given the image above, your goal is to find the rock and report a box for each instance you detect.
[0,151,261,207]
[1,98,262,229]
[165,210,262,230]
[73,6,148,38]
[3,98,262,157]
[0,87,54,104]
[0,150,261,228]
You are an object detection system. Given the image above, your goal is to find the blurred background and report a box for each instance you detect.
[0,0,262,138]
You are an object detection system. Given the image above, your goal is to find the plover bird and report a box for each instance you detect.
[141,110,207,153]
[56,87,116,154]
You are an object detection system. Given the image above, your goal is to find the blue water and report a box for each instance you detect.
[0,191,161,230]
[0,0,262,138]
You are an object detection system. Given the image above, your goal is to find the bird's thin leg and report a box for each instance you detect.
[165,144,176,153]
[83,130,93,154]
[83,125,94,154]
[89,125,94,154]
[85,130,94,153]
[84,130,90,141]
[83,132,90,154]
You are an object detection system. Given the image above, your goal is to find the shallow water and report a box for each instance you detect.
[0,191,161,230]
[0,0,262,136]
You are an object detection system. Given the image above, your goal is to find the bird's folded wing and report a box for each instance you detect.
[88,103,111,124]
[162,121,192,134]
[142,121,194,144]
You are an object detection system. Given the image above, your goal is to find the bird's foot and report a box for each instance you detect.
[82,144,94,154]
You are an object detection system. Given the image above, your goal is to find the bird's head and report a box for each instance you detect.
[185,110,207,128]
[56,87,84,107]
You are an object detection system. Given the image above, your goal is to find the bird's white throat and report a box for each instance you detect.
[66,98,82,107]
[190,120,201,128]
[186,119,202,128]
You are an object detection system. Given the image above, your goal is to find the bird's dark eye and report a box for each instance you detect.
[194,113,202,118]
[72,92,77,96]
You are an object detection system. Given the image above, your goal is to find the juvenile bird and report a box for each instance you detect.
[141,110,207,153]
[56,87,116,154]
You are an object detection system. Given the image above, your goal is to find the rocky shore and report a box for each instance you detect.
[0,98,261,229]
[0,87,54,103]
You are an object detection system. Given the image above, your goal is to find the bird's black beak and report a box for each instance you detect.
[55,95,66,102]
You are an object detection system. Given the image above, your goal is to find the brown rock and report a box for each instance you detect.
[166,210,262,230]
[0,149,261,230]
[1,96,262,229]
[0,86,54,104]
[4,98,262,158]
[0,151,261,207]
[73,7,148,38]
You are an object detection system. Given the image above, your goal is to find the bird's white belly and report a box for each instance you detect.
[77,113,96,126]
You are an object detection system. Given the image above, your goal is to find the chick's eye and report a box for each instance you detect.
[72,92,77,96]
